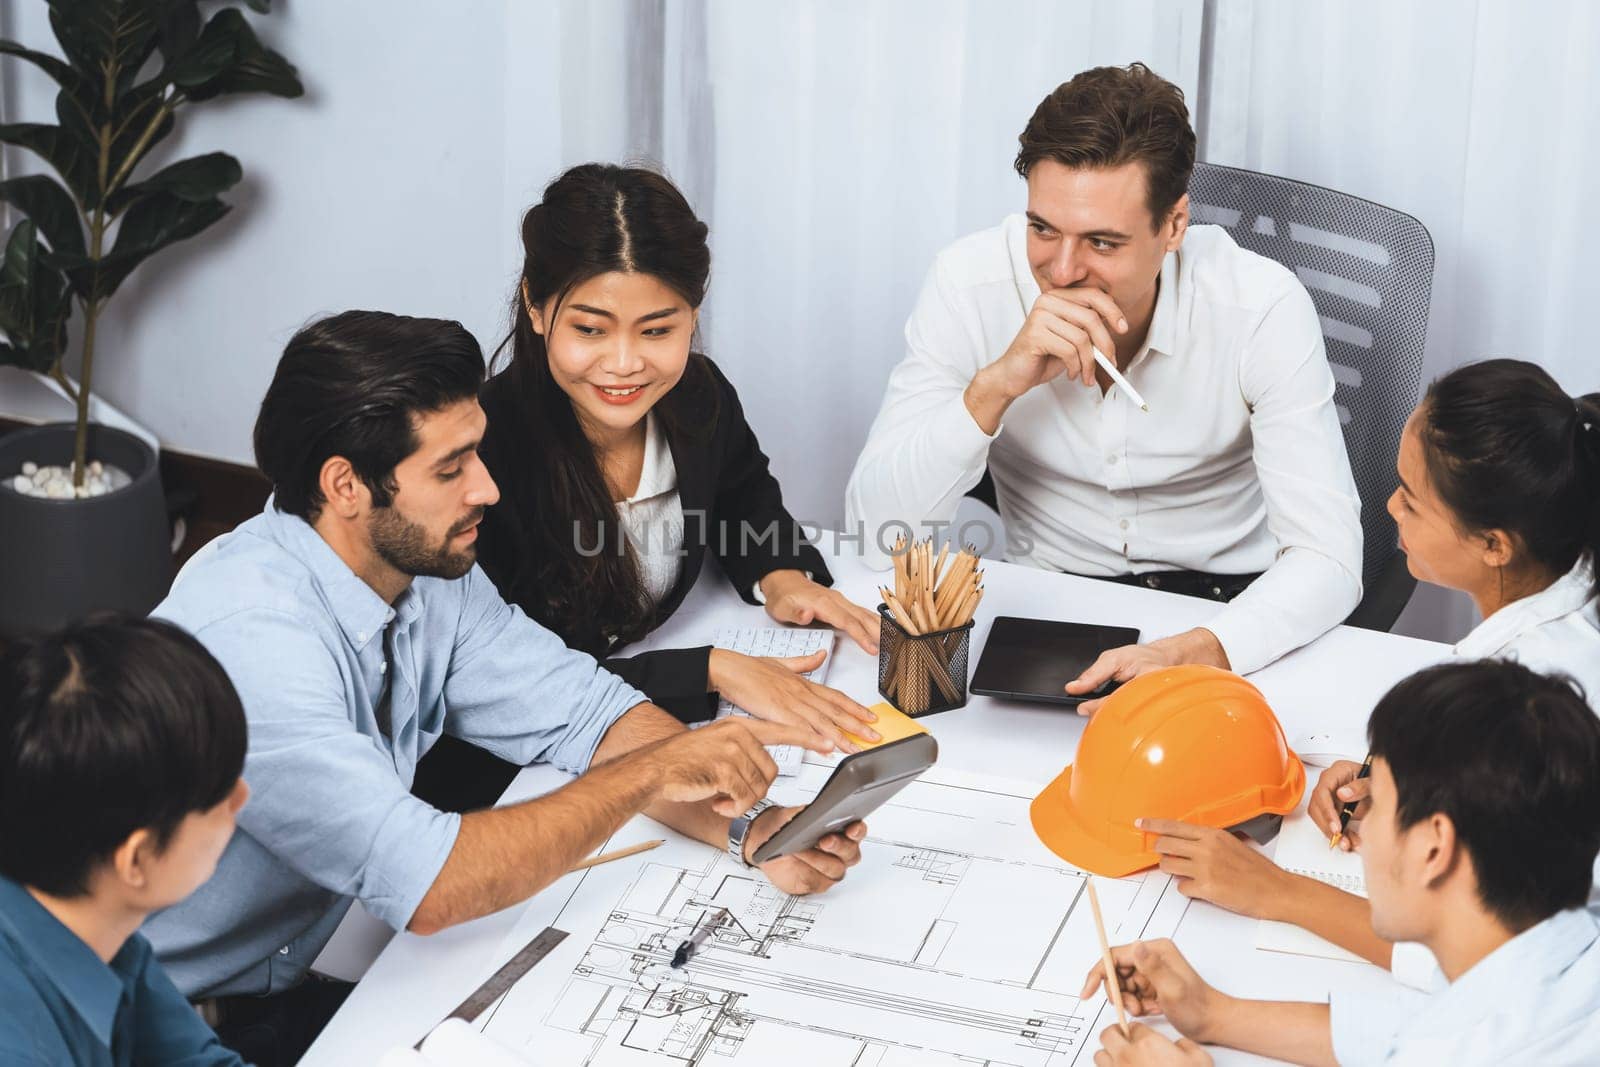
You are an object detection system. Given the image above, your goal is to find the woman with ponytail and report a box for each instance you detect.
[1382,359,1600,686]
[1115,358,1600,993]
[416,165,881,809]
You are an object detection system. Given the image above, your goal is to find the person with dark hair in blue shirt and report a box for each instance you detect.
[0,615,251,1067]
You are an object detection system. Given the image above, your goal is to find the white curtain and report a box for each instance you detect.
[1203,0,1600,641]
[13,0,1584,644]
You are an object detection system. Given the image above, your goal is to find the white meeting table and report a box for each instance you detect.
[304,537,1450,1066]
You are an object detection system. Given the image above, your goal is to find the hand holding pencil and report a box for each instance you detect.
[1328,755,1373,851]
[966,286,1145,433]
[1078,937,1225,1051]
[1307,757,1374,852]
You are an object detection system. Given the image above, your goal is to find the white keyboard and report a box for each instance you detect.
[707,625,834,776]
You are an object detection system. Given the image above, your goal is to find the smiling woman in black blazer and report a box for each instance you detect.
[472,164,880,760]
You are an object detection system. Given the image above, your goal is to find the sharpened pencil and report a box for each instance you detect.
[568,838,664,873]
[1086,879,1129,1038]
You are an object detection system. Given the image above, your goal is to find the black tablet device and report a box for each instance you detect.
[969,615,1141,706]
[748,733,937,865]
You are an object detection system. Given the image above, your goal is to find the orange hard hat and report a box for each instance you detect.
[1031,665,1305,877]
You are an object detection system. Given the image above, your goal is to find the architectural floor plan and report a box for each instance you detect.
[474,767,1188,1066]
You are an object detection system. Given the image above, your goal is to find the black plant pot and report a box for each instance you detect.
[0,422,173,635]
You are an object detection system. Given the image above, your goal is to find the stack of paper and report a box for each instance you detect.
[1255,808,1369,964]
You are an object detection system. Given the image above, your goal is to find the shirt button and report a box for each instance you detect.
[356,631,367,643]
[1119,519,1130,530]
[278,946,290,956]
[379,661,387,673]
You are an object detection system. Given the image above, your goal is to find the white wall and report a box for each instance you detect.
[0,0,559,463]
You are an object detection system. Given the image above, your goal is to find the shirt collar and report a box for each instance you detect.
[1404,908,1598,1038]
[0,878,126,1049]
[622,413,678,504]
[1143,250,1179,360]
[258,498,399,652]
[1006,213,1180,363]
[1454,559,1598,660]
[1008,213,1042,310]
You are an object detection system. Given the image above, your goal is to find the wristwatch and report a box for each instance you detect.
[727,798,776,867]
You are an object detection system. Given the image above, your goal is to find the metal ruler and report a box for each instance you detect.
[437,926,569,1028]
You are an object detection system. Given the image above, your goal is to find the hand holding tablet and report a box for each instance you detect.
[969,616,1142,707]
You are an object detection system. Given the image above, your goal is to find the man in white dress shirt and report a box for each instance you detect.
[845,63,1363,705]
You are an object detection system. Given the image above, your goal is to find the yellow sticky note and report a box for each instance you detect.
[844,701,930,750]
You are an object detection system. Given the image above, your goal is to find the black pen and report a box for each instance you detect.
[670,907,729,969]
[1329,754,1373,850]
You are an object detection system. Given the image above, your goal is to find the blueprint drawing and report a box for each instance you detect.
[475,767,1188,1066]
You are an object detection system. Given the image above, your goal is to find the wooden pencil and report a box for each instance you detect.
[568,838,664,873]
[1086,880,1129,1038]
[882,591,917,634]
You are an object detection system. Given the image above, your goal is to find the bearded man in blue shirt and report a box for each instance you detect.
[147,311,865,1064]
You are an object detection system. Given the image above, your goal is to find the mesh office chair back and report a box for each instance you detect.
[1187,162,1436,630]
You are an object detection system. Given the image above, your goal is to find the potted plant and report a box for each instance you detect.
[0,0,301,633]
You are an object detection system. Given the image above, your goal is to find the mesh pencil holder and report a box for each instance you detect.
[877,604,974,717]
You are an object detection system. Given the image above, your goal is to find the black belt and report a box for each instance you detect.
[1070,567,1263,604]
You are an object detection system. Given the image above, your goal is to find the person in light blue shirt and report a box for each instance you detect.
[1081,659,1600,1066]
[146,311,866,1062]
[0,616,250,1067]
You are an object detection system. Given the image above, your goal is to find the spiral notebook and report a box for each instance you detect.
[1255,807,1370,964]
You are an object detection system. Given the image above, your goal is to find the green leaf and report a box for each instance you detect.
[0,38,100,143]
[55,190,231,300]
[0,38,85,94]
[46,0,184,100]
[161,10,235,88]
[40,2,204,140]
[0,221,73,375]
[168,9,303,101]
[155,3,201,64]
[106,151,241,216]
[54,85,104,168]
[0,175,86,257]
[0,123,97,207]
[0,222,43,343]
